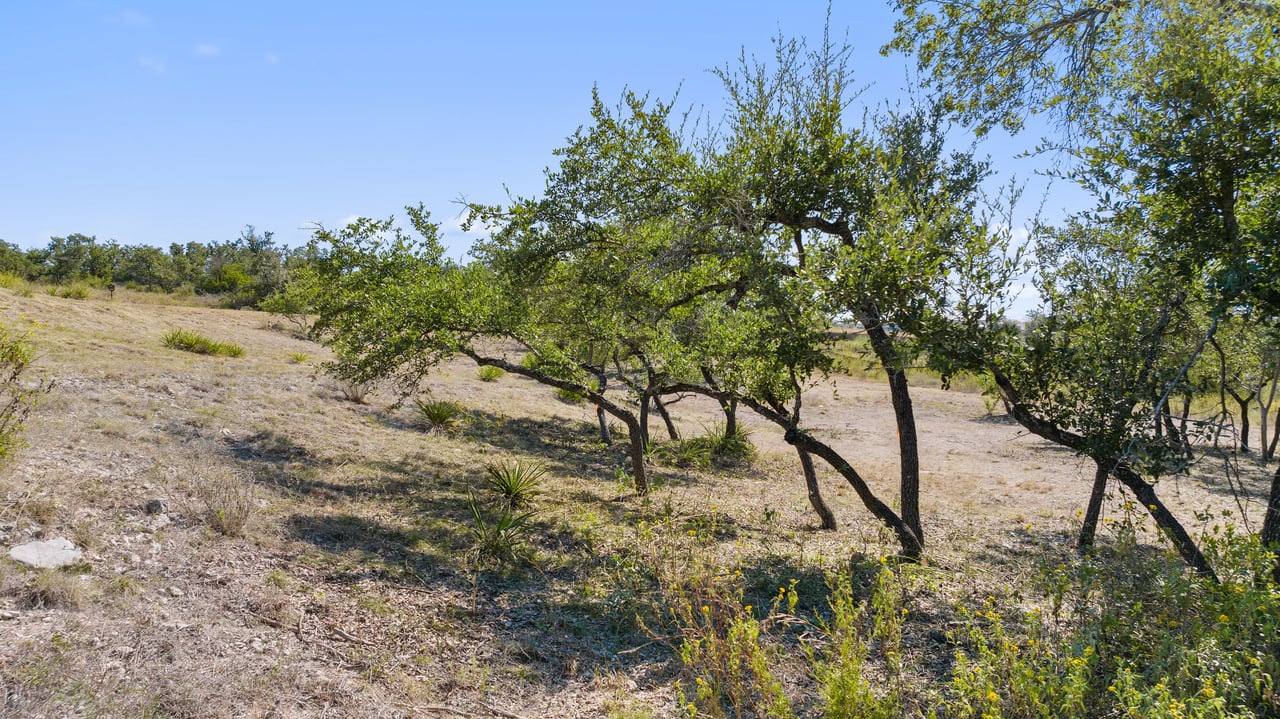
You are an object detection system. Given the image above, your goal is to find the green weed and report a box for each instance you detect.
[477,365,504,382]
[161,329,244,358]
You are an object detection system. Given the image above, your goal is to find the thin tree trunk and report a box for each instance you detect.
[1237,396,1251,452]
[1269,407,1280,459]
[638,393,651,448]
[668,381,921,559]
[653,395,680,441]
[797,447,837,530]
[596,372,613,446]
[724,398,738,437]
[785,427,922,558]
[1260,463,1280,585]
[462,350,648,495]
[992,369,1217,581]
[863,307,923,546]
[1078,460,1109,551]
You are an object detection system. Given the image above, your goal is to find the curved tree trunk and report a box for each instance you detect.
[668,381,921,559]
[863,307,923,545]
[638,392,651,448]
[1078,460,1109,551]
[462,349,649,495]
[797,446,838,530]
[595,371,613,446]
[653,395,680,441]
[992,368,1217,580]
[1261,463,1280,585]
[785,427,922,558]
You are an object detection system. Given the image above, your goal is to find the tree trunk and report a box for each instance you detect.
[1078,460,1109,551]
[596,372,612,446]
[785,427,922,559]
[863,308,923,546]
[797,447,837,530]
[621,412,650,496]
[991,368,1217,580]
[1269,407,1280,459]
[653,395,680,441]
[1260,463,1280,585]
[667,381,921,559]
[1237,396,1251,452]
[638,392,651,448]
[462,349,648,495]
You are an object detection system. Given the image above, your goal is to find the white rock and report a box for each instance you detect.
[8,538,83,569]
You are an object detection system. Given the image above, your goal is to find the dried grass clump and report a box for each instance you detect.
[194,470,256,537]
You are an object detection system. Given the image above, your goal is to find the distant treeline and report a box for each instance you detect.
[0,227,311,308]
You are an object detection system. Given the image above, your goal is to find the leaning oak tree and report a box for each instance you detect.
[894,0,1280,578]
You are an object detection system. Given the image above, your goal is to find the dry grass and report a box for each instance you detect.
[0,285,1267,717]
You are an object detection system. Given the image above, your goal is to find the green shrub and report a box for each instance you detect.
[477,365,504,382]
[555,386,587,404]
[484,460,546,511]
[650,436,715,469]
[0,272,31,294]
[651,426,756,471]
[708,424,756,467]
[161,329,244,358]
[287,351,309,364]
[414,398,465,434]
[0,324,52,465]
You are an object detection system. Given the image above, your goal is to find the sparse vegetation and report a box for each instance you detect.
[0,324,52,465]
[476,365,504,382]
[25,570,88,610]
[194,471,256,537]
[161,328,245,358]
[287,351,309,364]
[414,397,466,434]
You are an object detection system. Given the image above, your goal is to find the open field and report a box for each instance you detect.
[0,289,1273,717]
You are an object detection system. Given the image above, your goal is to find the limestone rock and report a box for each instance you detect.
[8,538,83,569]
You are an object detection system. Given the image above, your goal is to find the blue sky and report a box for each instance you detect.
[1,0,1081,290]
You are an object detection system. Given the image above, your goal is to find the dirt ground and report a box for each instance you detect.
[0,288,1270,717]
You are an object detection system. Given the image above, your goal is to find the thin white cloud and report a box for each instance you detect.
[136,54,166,73]
[194,43,221,57]
[117,9,151,27]
[264,52,280,64]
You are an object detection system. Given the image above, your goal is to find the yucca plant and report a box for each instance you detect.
[484,460,546,511]
[467,496,535,567]
[414,397,465,434]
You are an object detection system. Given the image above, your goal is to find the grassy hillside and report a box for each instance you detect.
[0,289,1273,717]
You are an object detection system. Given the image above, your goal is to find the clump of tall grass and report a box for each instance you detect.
[477,365,504,382]
[161,329,244,357]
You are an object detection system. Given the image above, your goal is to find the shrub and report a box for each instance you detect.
[195,471,255,537]
[161,329,244,358]
[477,365,504,382]
[414,398,465,434]
[484,460,546,511]
[0,272,31,295]
[555,386,587,404]
[287,351,309,364]
[708,424,756,467]
[0,324,52,466]
[650,436,715,469]
[337,380,371,404]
